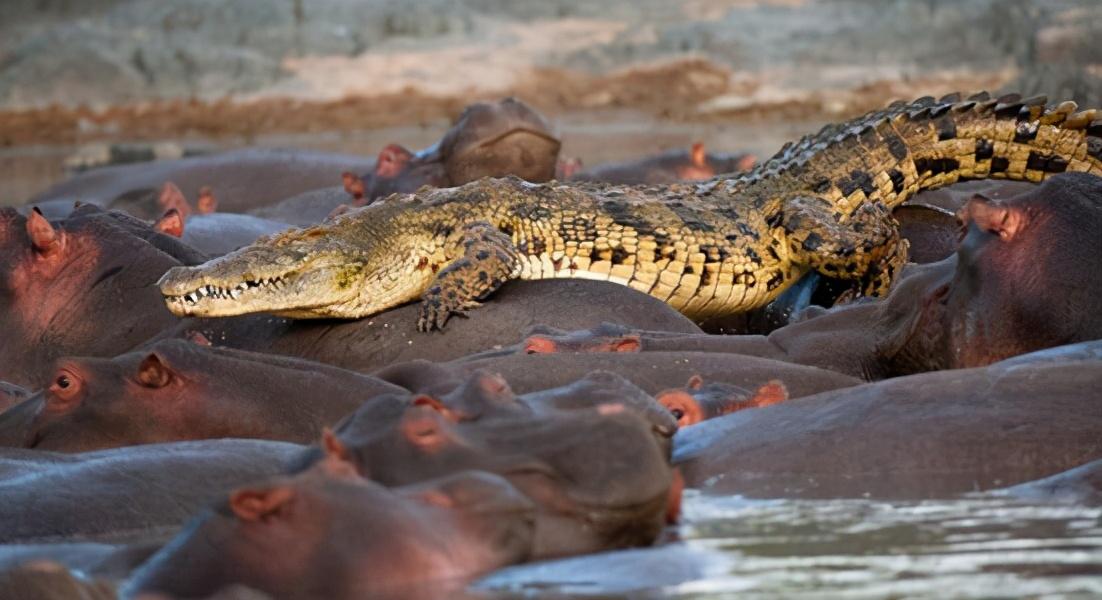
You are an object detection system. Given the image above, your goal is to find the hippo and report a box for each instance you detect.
[0,440,301,544]
[673,351,1102,499]
[437,97,561,186]
[170,279,703,374]
[314,394,675,559]
[992,458,1102,506]
[656,375,789,428]
[438,350,860,397]
[362,97,561,202]
[155,209,292,257]
[0,541,161,582]
[25,148,369,219]
[0,339,404,452]
[568,142,756,184]
[126,447,536,600]
[376,368,678,453]
[246,186,353,227]
[0,205,191,387]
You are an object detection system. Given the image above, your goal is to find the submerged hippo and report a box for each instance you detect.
[127,447,535,600]
[569,142,755,184]
[26,148,369,219]
[310,391,676,559]
[0,339,403,451]
[0,440,301,544]
[674,349,1102,499]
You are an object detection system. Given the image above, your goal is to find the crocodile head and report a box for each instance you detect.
[158,206,436,319]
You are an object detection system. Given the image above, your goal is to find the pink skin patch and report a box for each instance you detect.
[374,144,413,179]
[196,187,218,214]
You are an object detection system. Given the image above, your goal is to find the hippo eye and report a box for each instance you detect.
[670,408,684,420]
[56,375,70,389]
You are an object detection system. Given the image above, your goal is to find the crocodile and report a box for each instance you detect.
[158,93,1102,331]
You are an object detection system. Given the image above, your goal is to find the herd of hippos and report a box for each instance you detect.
[0,93,1100,599]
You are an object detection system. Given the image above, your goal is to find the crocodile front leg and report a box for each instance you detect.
[783,196,909,299]
[418,221,523,332]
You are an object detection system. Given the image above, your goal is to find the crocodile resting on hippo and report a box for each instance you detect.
[158,93,1102,330]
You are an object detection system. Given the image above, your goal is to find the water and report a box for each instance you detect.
[477,492,1102,598]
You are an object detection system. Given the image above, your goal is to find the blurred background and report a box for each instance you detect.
[2,0,1100,204]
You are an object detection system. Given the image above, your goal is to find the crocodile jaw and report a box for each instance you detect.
[158,247,365,318]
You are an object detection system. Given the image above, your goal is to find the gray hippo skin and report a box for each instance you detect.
[0,339,404,452]
[673,351,1102,499]
[437,350,860,396]
[26,148,369,219]
[172,279,703,374]
[126,452,535,600]
[0,205,199,387]
[0,440,302,544]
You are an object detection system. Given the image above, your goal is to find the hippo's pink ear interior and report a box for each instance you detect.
[158,181,191,219]
[136,353,174,388]
[341,172,365,201]
[750,380,789,408]
[196,187,217,214]
[26,209,61,255]
[523,336,557,354]
[374,144,413,178]
[690,142,707,168]
[155,209,185,238]
[229,486,296,523]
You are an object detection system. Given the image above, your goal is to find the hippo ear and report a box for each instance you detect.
[26,208,62,255]
[318,428,360,479]
[158,182,191,219]
[229,486,296,523]
[960,194,1026,241]
[185,331,212,346]
[686,374,704,390]
[154,209,185,238]
[523,336,557,354]
[750,380,789,408]
[375,144,412,178]
[196,187,217,214]
[690,142,707,168]
[136,353,174,388]
[341,172,365,202]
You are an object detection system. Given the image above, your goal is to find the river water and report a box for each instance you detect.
[477,492,1102,598]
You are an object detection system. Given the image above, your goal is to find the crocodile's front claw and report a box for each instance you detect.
[416,220,520,333]
[417,293,482,332]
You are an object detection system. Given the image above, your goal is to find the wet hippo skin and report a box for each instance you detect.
[0,339,405,452]
[0,440,303,544]
[126,451,536,600]
[673,352,1102,499]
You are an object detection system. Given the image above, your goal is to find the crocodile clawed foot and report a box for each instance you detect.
[417,296,483,332]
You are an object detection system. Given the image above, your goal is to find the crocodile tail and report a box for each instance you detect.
[745,92,1102,214]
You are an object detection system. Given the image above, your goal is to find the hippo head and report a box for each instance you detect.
[333,398,674,558]
[944,172,1102,367]
[363,144,450,202]
[127,442,535,600]
[4,339,391,452]
[0,206,186,387]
